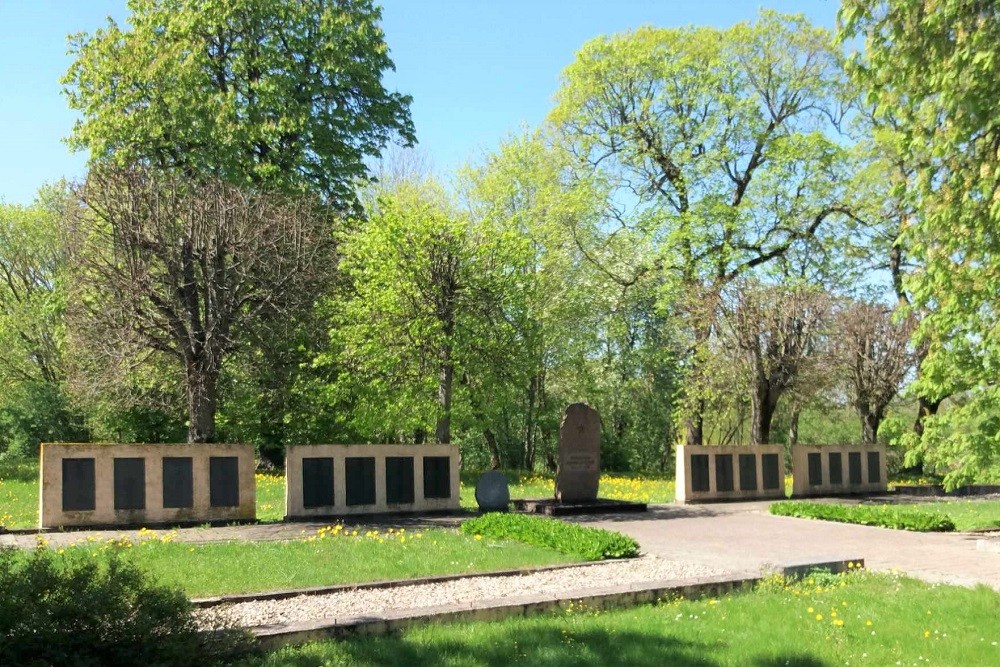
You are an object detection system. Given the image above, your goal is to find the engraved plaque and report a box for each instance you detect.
[762,453,781,490]
[345,456,376,506]
[691,454,710,492]
[715,454,734,492]
[423,456,451,499]
[828,452,843,486]
[302,457,334,509]
[808,453,823,486]
[867,451,881,483]
[848,452,862,485]
[385,456,415,505]
[739,454,758,491]
[209,456,240,508]
[62,458,96,512]
[113,457,146,511]
[555,403,601,502]
[162,457,193,509]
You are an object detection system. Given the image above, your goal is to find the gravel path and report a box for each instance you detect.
[209,556,730,628]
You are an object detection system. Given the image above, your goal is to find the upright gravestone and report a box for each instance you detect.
[475,470,510,512]
[555,403,601,503]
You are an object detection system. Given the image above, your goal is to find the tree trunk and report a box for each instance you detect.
[483,428,501,469]
[524,373,541,470]
[685,400,705,446]
[749,383,778,445]
[913,395,941,438]
[861,411,880,445]
[435,348,454,444]
[788,404,801,447]
[186,363,219,443]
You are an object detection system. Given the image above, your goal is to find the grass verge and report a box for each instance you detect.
[770,500,956,531]
[460,513,639,560]
[28,525,579,597]
[244,570,1000,666]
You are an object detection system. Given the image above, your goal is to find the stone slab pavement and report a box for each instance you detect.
[578,502,1000,591]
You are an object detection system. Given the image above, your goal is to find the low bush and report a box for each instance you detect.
[460,513,640,560]
[0,547,249,666]
[770,501,956,532]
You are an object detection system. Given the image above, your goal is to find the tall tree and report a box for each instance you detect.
[550,10,856,445]
[716,280,832,445]
[332,179,525,445]
[842,0,1000,483]
[70,166,334,443]
[835,301,914,445]
[63,0,413,211]
[0,190,88,455]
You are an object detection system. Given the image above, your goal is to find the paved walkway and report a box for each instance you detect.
[581,502,1000,590]
[3,501,996,591]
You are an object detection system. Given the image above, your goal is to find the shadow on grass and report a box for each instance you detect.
[0,457,38,482]
[256,626,837,667]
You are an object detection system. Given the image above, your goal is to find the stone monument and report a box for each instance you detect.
[475,470,511,512]
[555,402,601,502]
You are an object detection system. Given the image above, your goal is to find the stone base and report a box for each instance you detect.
[513,498,647,516]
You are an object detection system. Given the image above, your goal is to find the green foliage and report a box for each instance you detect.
[0,547,247,666]
[770,500,955,532]
[460,513,640,560]
[63,0,413,210]
[842,1,1000,487]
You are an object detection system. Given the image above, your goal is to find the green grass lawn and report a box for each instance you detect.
[246,570,1000,666]
[873,500,1000,532]
[34,526,579,597]
[0,458,38,529]
[459,470,676,508]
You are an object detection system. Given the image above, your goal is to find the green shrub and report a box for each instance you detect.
[770,501,956,532]
[460,513,640,560]
[0,547,249,666]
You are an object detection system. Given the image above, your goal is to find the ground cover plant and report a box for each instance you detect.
[28,526,579,597]
[770,501,956,532]
[0,546,246,666]
[245,570,1000,666]
[460,514,639,560]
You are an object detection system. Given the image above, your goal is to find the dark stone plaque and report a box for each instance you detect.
[715,454,734,492]
[475,470,510,512]
[691,454,710,492]
[209,456,240,508]
[113,457,146,511]
[555,403,601,502]
[808,453,823,487]
[867,452,881,483]
[162,457,193,509]
[848,452,862,485]
[62,458,95,512]
[828,452,843,486]
[385,456,415,505]
[762,454,781,490]
[302,457,334,508]
[739,454,758,491]
[345,456,376,506]
[423,456,451,499]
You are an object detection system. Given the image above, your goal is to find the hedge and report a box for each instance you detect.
[770,501,956,532]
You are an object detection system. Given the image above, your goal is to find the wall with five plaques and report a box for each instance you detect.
[791,444,887,497]
[675,444,786,503]
[285,444,461,518]
[39,443,256,529]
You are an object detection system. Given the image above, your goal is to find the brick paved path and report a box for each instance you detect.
[583,502,999,590]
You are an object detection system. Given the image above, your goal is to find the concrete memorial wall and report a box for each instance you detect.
[40,443,256,529]
[284,444,461,519]
[675,444,786,503]
[791,444,887,497]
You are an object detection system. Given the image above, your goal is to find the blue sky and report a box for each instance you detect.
[0,0,840,205]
